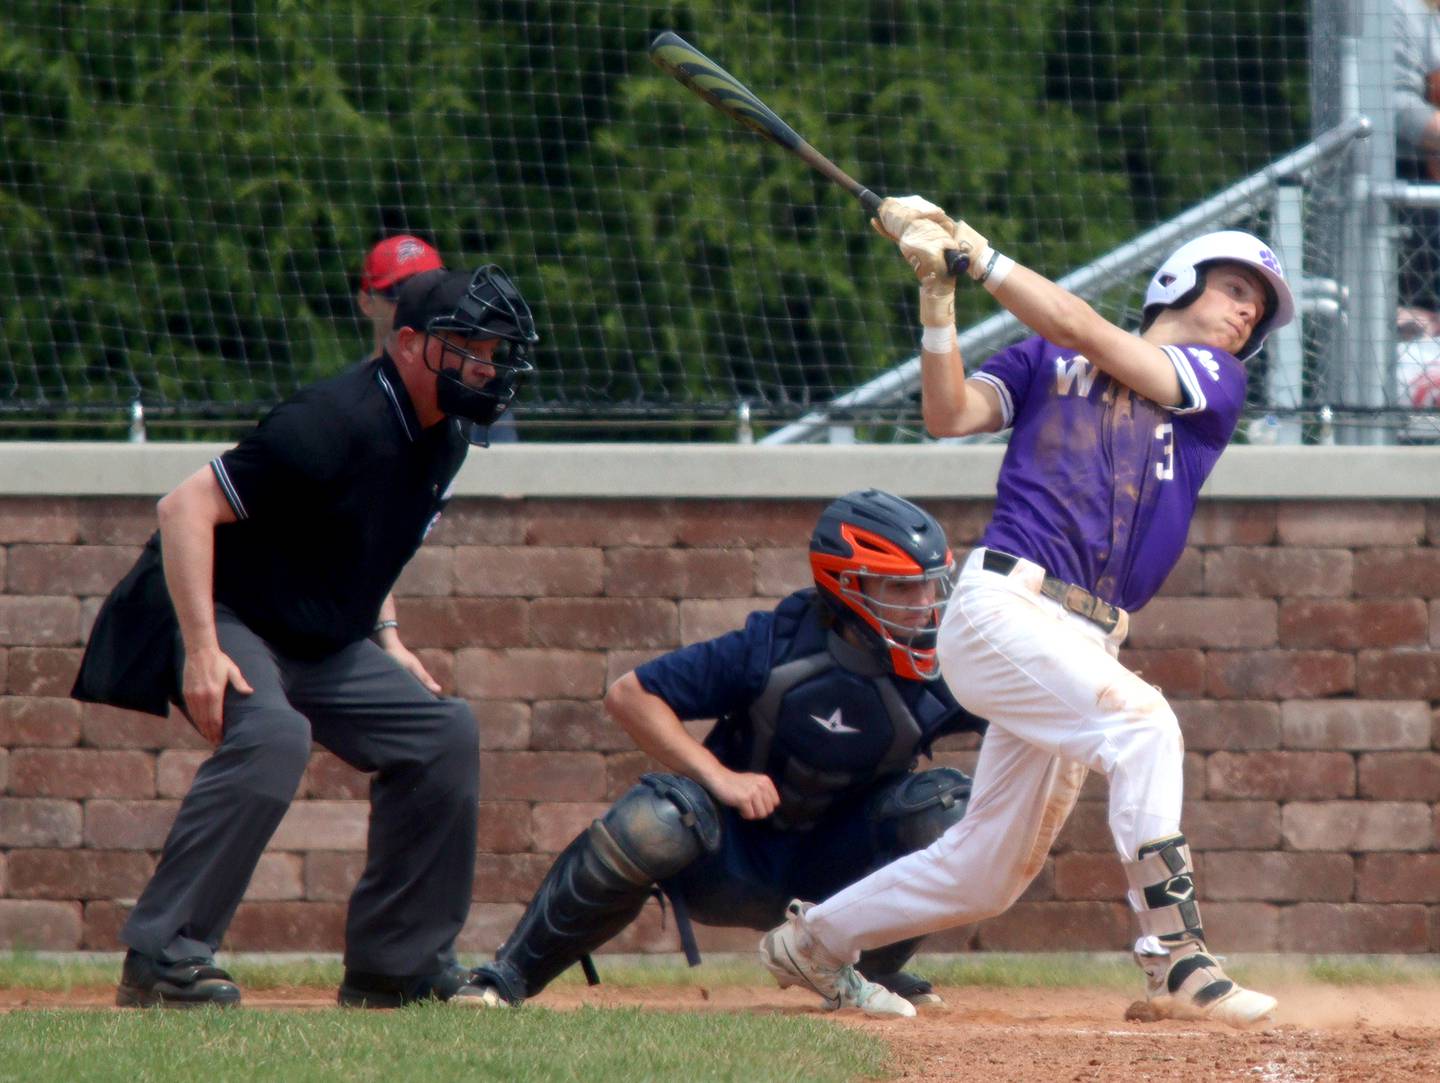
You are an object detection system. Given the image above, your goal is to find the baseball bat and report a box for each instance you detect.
[648,31,967,276]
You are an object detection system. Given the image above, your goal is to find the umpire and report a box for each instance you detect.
[73,264,538,1008]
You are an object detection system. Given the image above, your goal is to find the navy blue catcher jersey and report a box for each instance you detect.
[635,590,984,829]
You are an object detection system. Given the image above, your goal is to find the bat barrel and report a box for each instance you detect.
[650,32,968,276]
[648,32,803,151]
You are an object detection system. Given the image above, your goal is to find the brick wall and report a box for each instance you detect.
[1,494,1437,956]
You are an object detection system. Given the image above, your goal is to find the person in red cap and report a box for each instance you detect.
[358,235,444,360]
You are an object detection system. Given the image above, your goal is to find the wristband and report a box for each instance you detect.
[982,252,1016,292]
[373,619,399,635]
[920,325,956,353]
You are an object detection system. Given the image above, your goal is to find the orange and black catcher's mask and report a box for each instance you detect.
[809,489,955,681]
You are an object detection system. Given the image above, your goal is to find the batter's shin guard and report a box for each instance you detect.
[1125,834,1276,1027]
[474,823,653,1003]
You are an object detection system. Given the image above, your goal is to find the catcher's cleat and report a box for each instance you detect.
[1129,948,1276,1028]
[866,969,945,1008]
[115,950,242,1008]
[469,962,524,1006]
[759,900,916,1019]
[338,964,504,1008]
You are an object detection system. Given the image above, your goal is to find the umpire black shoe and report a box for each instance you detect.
[115,949,242,1008]
[338,964,505,1008]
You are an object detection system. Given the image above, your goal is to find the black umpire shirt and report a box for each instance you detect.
[208,354,468,659]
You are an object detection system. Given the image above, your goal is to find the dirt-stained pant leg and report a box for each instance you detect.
[803,549,1185,960]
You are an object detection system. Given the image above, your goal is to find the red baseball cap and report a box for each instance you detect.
[360,235,444,293]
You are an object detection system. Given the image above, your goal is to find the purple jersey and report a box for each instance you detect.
[973,335,1246,611]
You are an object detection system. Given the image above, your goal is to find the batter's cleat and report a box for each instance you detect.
[1133,946,1170,1001]
[759,900,916,1019]
[338,964,503,1008]
[1130,949,1276,1028]
[115,950,242,1008]
[867,970,945,1008]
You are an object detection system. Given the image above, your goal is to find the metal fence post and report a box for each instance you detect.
[1269,185,1306,444]
[1346,0,1398,444]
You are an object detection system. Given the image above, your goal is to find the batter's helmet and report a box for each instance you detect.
[394,265,539,426]
[1139,230,1295,362]
[809,489,955,682]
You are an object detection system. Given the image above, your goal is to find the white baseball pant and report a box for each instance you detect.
[804,547,1185,960]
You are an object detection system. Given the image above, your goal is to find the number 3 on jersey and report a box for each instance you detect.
[1155,422,1175,481]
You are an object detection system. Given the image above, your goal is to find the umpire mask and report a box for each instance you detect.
[397,265,539,426]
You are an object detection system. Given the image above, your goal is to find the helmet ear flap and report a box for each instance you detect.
[1141,268,1207,334]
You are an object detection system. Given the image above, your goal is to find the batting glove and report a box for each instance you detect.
[898,220,958,284]
[951,220,994,282]
[919,278,956,329]
[871,195,955,242]
[897,221,959,329]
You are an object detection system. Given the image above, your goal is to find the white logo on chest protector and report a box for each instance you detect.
[809,708,861,735]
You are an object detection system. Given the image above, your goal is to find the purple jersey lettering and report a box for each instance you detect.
[973,335,1245,611]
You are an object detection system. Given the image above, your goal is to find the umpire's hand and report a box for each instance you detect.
[381,640,442,695]
[183,645,254,745]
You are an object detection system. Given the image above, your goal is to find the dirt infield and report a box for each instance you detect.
[5,981,1438,1081]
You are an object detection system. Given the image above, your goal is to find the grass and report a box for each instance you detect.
[0,1005,888,1083]
[1,952,1435,1083]
[3,951,1437,994]
[0,954,346,994]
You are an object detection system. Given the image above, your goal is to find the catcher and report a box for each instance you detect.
[471,489,986,1017]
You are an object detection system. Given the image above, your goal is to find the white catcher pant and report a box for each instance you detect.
[805,548,1185,960]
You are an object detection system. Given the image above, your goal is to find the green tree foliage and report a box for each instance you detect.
[0,1,1308,432]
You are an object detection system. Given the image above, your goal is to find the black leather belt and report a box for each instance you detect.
[980,550,1126,634]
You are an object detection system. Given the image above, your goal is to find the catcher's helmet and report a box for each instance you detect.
[394,265,539,426]
[1139,230,1294,362]
[809,489,955,682]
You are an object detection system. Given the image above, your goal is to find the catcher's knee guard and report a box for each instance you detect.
[475,773,720,1002]
[602,772,721,880]
[868,767,972,855]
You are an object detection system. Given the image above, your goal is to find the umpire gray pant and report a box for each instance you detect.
[121,605,479,976]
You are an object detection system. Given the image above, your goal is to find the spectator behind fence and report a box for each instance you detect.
[358,235,444,360]
[1395,0,1440,320]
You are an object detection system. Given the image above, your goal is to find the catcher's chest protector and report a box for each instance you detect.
[723,599,956,830]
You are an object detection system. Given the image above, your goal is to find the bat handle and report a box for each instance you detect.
[861,188,969,276]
